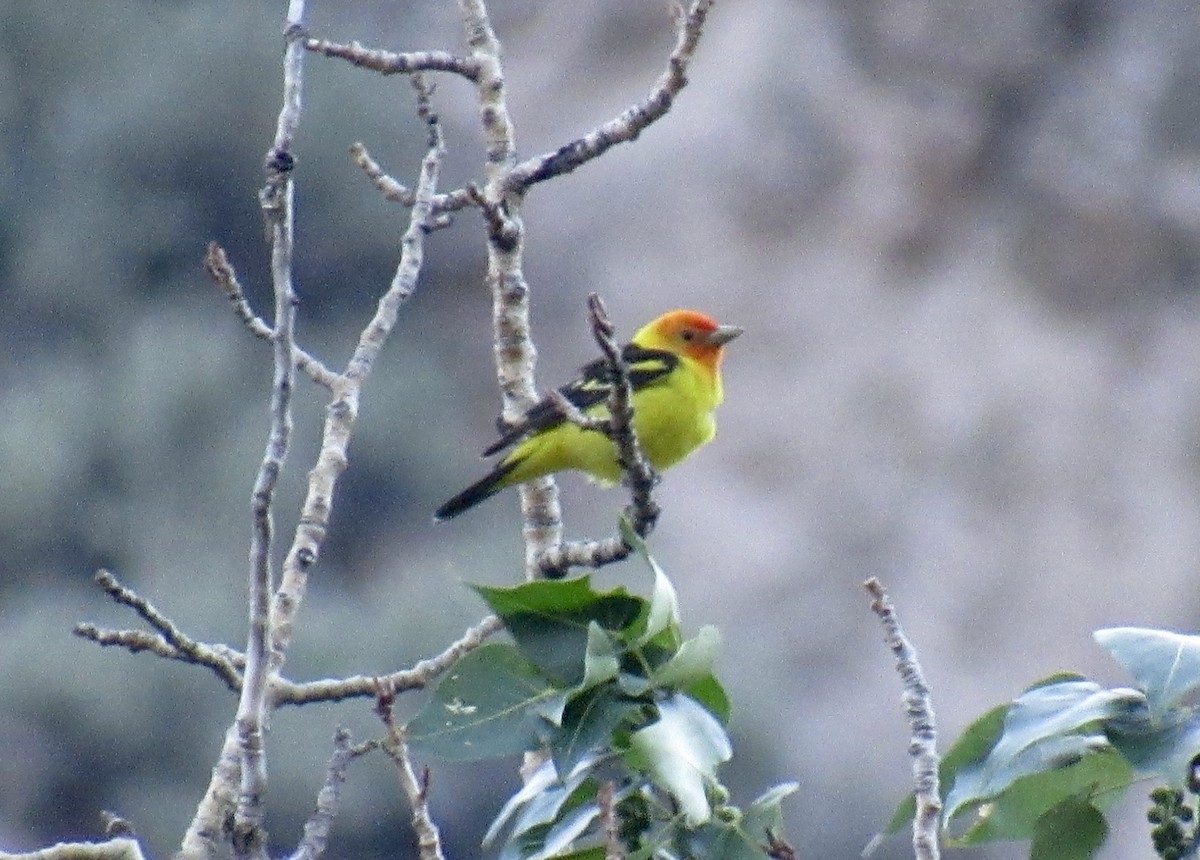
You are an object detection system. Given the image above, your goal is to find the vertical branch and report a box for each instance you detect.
[233,1,309,854]
[865,578,942,860]
[180,90,443,859]
[181,5,308,857]
[457,0,564,579]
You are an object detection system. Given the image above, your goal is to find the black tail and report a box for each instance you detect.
[434,458,522,521]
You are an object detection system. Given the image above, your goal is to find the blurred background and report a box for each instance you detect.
[4,0,1200,857]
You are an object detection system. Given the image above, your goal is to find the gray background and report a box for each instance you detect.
[4,1,1200,858]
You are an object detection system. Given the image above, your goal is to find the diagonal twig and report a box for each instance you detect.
[203,243,337,389]
[286,729,376,860]
[75,570,244,692]
[272,614,503,706]
[505,0,714,191]
[350,143,474,216]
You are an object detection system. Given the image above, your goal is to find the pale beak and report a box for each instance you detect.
[705,325,743,346]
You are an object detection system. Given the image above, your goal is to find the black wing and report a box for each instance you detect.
[480,344,679,457]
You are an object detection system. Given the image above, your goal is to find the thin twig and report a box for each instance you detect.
[584,293,660,532]
[536,295,660,577]
[376,685,446,860]
[203,243,336,389]
[267,84,445,664]
[0,839,147,860]
[305,38,481,82]
[75,570,244,691]
[233,4,309,847]
[74,624,243,693]
[505,0,714,191]
[865,577,941,860]
[183,5,308,856]
[535,536,634,576]
[286,729,374,860]
[272,614,503,706]
[351,144,475,214]
[598,782,624,860]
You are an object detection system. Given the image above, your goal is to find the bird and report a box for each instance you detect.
[434,309,742,521]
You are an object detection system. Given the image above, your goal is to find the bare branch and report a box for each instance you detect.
[88,570,193,651]
[467,183,520,252]
[75,571,245,691]
[305,38,480,82]
[583,293,660,533]
[273,614,502,706]
[456,0,566,576]
[506,0,714,191]
[351,142,418,204]
[598,782,624,860]
[268,93,445,662]
[73,624,243,693]
[0,839,146,860]
[184,6,309,857]
[286,729,373,860]
[376,685,446,860]
[203,242,336,389]
[865,577,942,860]
[234,6,308,848]
[537,295,659,577]
[535,535,634,576]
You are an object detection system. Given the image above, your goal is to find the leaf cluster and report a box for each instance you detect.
[873,627,1200,860]
[408,528,796,859]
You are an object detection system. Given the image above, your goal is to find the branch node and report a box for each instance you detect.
[101,811,136,839]
[468,185,521,252]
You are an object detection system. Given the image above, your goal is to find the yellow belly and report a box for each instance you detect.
[502,362,720,486]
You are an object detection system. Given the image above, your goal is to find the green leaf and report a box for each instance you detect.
[873,703,1008,849]
[682,673,731,725]
[1107,712,1200,789]
[474,579,643,685]
[944,679,1142,823]
[407,643,558,761]
[1029,795,1108,860]
[650,625,720,690]
[488,756,602,853]
[579,622,620,692]
[553,685,652,777]
[667,785,796,860]
[1095,627,1200,720]
[951,746,1131,844]
[619,519,681,648]
[626,695,733,826]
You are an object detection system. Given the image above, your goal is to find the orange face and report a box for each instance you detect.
[648,310,743,366]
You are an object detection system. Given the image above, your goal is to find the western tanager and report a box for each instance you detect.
[435,309,742,520]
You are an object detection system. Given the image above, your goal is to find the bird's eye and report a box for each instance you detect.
[681,330,695,342]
